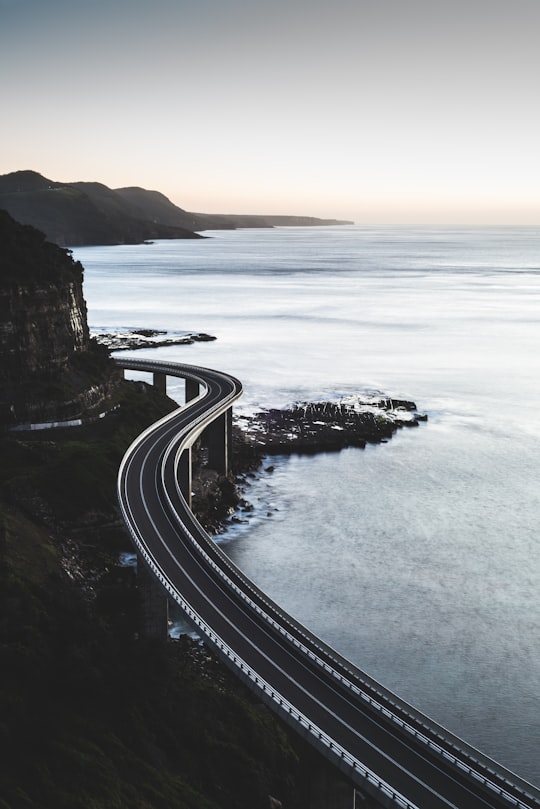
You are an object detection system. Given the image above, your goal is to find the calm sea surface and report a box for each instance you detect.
[73,226,540,785]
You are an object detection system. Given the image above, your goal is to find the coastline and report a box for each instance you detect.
[190,394,427,537]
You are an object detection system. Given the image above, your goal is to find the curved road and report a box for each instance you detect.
[117,357,540,809]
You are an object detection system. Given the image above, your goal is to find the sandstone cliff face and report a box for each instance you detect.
[0,280,89,376]
[0,210,119,426]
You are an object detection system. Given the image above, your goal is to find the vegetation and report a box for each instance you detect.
[0,381,303,809]
[0,209,84,286]
[0,204,352,808]
[0,172,203,246]
[0,170,353,248]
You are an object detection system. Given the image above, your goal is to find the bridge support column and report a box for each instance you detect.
[205,407,232,475]
[137,557,169,640]
[177,447,192,508]
[153,371,167,395]
[185,378,199,403]
[296,746,382,809]
[301,765,357,809]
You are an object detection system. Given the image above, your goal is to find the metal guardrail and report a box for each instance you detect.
[116,357,540,809]
[117,498,420,809]
[160,425,537,809]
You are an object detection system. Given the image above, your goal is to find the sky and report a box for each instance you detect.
[1,0,539,224]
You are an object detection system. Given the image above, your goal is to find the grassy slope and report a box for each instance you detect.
[0,381,301,809]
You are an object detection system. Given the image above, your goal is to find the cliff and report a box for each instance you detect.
[0,170,353,246]
[0,210,120,426]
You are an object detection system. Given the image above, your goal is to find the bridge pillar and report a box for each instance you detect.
[298,747,382,809]
[304,771,353,809]
[137,557,169,641]
[153,371,167,395]
[185,378,199,403]
[205,407,232,475]
[177,446,192,508]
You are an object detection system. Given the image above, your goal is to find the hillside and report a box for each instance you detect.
[114,186,212,231]
[0,208,302,809]
[0,383,309,809]
[116,187,354,230]
[0,171,203,246]
[0,210,365,809]
[0,207,83,284]
[0,170,353,246]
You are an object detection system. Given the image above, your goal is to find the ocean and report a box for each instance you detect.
[72,225,540,785]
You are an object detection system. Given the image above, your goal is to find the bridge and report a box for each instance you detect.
[116,357,540,809]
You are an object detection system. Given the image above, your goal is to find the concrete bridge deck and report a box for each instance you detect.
[116,357,540,809]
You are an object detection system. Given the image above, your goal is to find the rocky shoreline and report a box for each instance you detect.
[188,393,427,538]
[235,394,427,455]
[92,327,217,351]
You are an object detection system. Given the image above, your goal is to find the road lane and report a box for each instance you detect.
[116,358,540,809]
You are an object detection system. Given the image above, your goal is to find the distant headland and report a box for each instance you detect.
[0,170,354,247]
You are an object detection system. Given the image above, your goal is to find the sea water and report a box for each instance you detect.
[73,225,540,785]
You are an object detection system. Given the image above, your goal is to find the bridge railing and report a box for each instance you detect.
[117,357,540,809]
[117,495,421,809]
[161,429,538,809]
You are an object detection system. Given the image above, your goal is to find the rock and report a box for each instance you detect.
[92,328,217,351]
[0,211,121,427]
[235,395,427,456]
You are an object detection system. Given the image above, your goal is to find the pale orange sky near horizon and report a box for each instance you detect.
[1,0,539,225]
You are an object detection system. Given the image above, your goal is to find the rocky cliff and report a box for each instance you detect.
[0,210,120,426]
